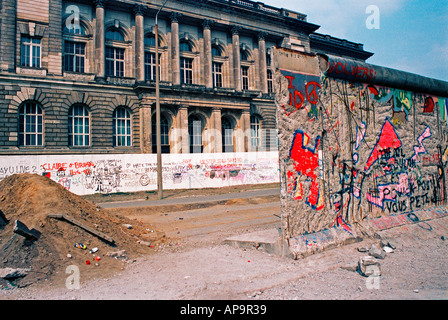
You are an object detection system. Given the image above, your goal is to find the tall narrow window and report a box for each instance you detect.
[64,41,86,73]
[68,105,90,147]
[189,115,203,153]
[18,102,43,146]
[21,36,41,68]
[250,115,261,150]
[106,47,125,77]
[212,62,223,88]
[222,117,234,153]
[241,66,249,90]
[145,52,156,81]
[113,107,132,147]
[267,69,273,94]
[152,114,171,153]
[180,57,193,84]
[145,52,161,81]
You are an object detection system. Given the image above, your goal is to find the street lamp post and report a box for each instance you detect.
[155,0,168,200]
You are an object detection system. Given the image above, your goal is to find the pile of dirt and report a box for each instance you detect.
[0,173,165,289]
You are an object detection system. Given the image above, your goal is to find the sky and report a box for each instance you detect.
[263,0,448,82]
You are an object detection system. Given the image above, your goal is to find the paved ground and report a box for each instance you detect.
[2,184,447,301]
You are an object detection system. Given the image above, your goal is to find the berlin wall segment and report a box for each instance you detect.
[273,47,448,257]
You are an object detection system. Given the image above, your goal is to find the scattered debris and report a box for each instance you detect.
[139,241,152,247]
[0,173,165,288]
[48,214,115,245]
[358,256,381,277]
[13,220,40,241]
[368,244,386,259]
[381,238,397,250]
[340,261,358,272]
[357,246,369,252]
[89,247,99,253]
[106,250,127,259]
[383,246,394,253]
[0,267,31,280]
[74,243,87,250]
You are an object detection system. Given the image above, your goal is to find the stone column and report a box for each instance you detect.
[231,25,241,91]
[203,20,214,88]
[241,109,251,152]
[170,12,181,85]
[93,0,107,79]
[211,108,222,153]
[134,5,145,82]
[258,32,268,94]
[177,105,189,153]
[139,98,153,153]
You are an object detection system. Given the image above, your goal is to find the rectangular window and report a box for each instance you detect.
[180,57,193,84]
[267,69,273,94]
[212,62,223,88]
[106,46,125,77]
[144,52,161,81]
[241,66,249,90]
[18,102,43,146]
[64,41,86,73]
[113,108,132,147]
[69,105,90,147]
[21,36,41,68]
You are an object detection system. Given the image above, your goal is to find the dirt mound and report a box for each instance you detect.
[0,173,164,289]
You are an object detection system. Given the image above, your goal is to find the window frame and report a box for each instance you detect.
[180,57,193,85]
[222,117,234,153]
[21,36,41,68]
[151,113,171,153]
[18,102,43,147]
[68,104,90,147]
[212,62,223,88]
[63,41,86,73]
[105,46,125,77]
[113,107,132,147]
[241,65,250,91]
[250,115,262,150]
[188,114,203,153]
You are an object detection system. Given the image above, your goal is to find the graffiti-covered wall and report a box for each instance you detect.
[0,152,279,195]
[274,48,448,255]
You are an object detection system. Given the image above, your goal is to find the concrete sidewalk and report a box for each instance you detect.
[98,187,280,209]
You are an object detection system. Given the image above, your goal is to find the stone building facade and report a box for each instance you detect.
[0,0,373,156]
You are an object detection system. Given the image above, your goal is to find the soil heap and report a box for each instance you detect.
[0,173,163,289]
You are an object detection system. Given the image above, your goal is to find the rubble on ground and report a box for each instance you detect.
[0,173,165,289]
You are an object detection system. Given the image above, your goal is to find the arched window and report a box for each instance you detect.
[188,114,203,153]
[68,104,90,147]
[113,107,132,147]
[18,102,43,146]
[180,41,192,52]
[63,23,86,35]
[240,49,249,61]
[144,35,156,47]
[152,114,170,153]
[105,29,124,41]
[250,115,262,150]
[222,117,234,153]
[212,45,222,57]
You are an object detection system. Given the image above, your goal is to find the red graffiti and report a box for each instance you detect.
[422,97,435,113]
[365,119,402,171]
[289,130,323,210]
[306,81,321,105]
[328,61,376,82]
[281,71,321,117]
